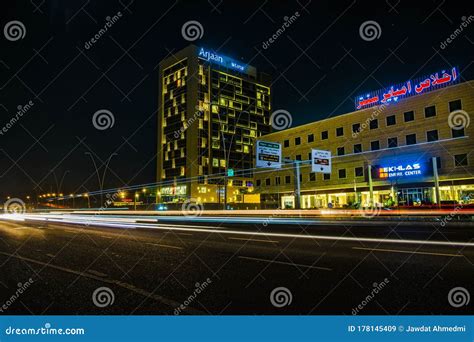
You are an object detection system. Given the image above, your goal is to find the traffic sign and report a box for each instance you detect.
[256,141,282,169]
[311,149,331,173]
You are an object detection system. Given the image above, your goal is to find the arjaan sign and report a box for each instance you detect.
[198,48,247,72]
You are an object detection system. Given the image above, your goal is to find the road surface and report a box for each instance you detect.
[0,214,472,314]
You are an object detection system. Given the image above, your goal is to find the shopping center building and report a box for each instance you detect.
[255,69,474,209]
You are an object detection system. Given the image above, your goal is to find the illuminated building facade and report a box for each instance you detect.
[255,73,474,209]
[157,45,271,205]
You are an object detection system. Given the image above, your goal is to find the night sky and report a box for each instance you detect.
[1,0,473,198]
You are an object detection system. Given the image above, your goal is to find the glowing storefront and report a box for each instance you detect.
[256,69,474,208]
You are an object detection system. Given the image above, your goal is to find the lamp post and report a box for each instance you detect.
[142,188,148,208]
[85,152,118,206]
[134,192,139,211]
[50,170,69,208]
[84,193,90,208]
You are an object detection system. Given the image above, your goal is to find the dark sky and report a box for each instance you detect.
[1,0,473,198]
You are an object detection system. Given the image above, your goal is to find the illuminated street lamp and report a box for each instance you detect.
[142,188,148,207]
[84,193,90,208]
[134,192,139,211]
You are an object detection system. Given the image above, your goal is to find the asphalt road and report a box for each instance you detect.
[0,217,472,315]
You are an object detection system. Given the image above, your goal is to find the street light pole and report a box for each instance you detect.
[85,152,101,204]
[58,170,70,196]
[101,153,118,202]
[283,158,301,209]
[85,152,118,206]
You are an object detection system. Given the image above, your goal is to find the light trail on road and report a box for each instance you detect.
[1,212,474,248]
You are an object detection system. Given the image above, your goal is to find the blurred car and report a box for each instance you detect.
[155,204,168,211]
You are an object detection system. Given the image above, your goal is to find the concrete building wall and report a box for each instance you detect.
[255,81,474,208]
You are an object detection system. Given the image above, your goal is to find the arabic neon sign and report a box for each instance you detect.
[198,48,247,72]
[356,67,459,110]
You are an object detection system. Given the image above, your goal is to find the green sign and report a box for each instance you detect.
[227,169,234,177]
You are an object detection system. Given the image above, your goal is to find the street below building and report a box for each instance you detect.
[0,214,472,315]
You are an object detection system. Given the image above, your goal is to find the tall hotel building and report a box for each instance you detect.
[255,68,474,209]
[157,45,271,204]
